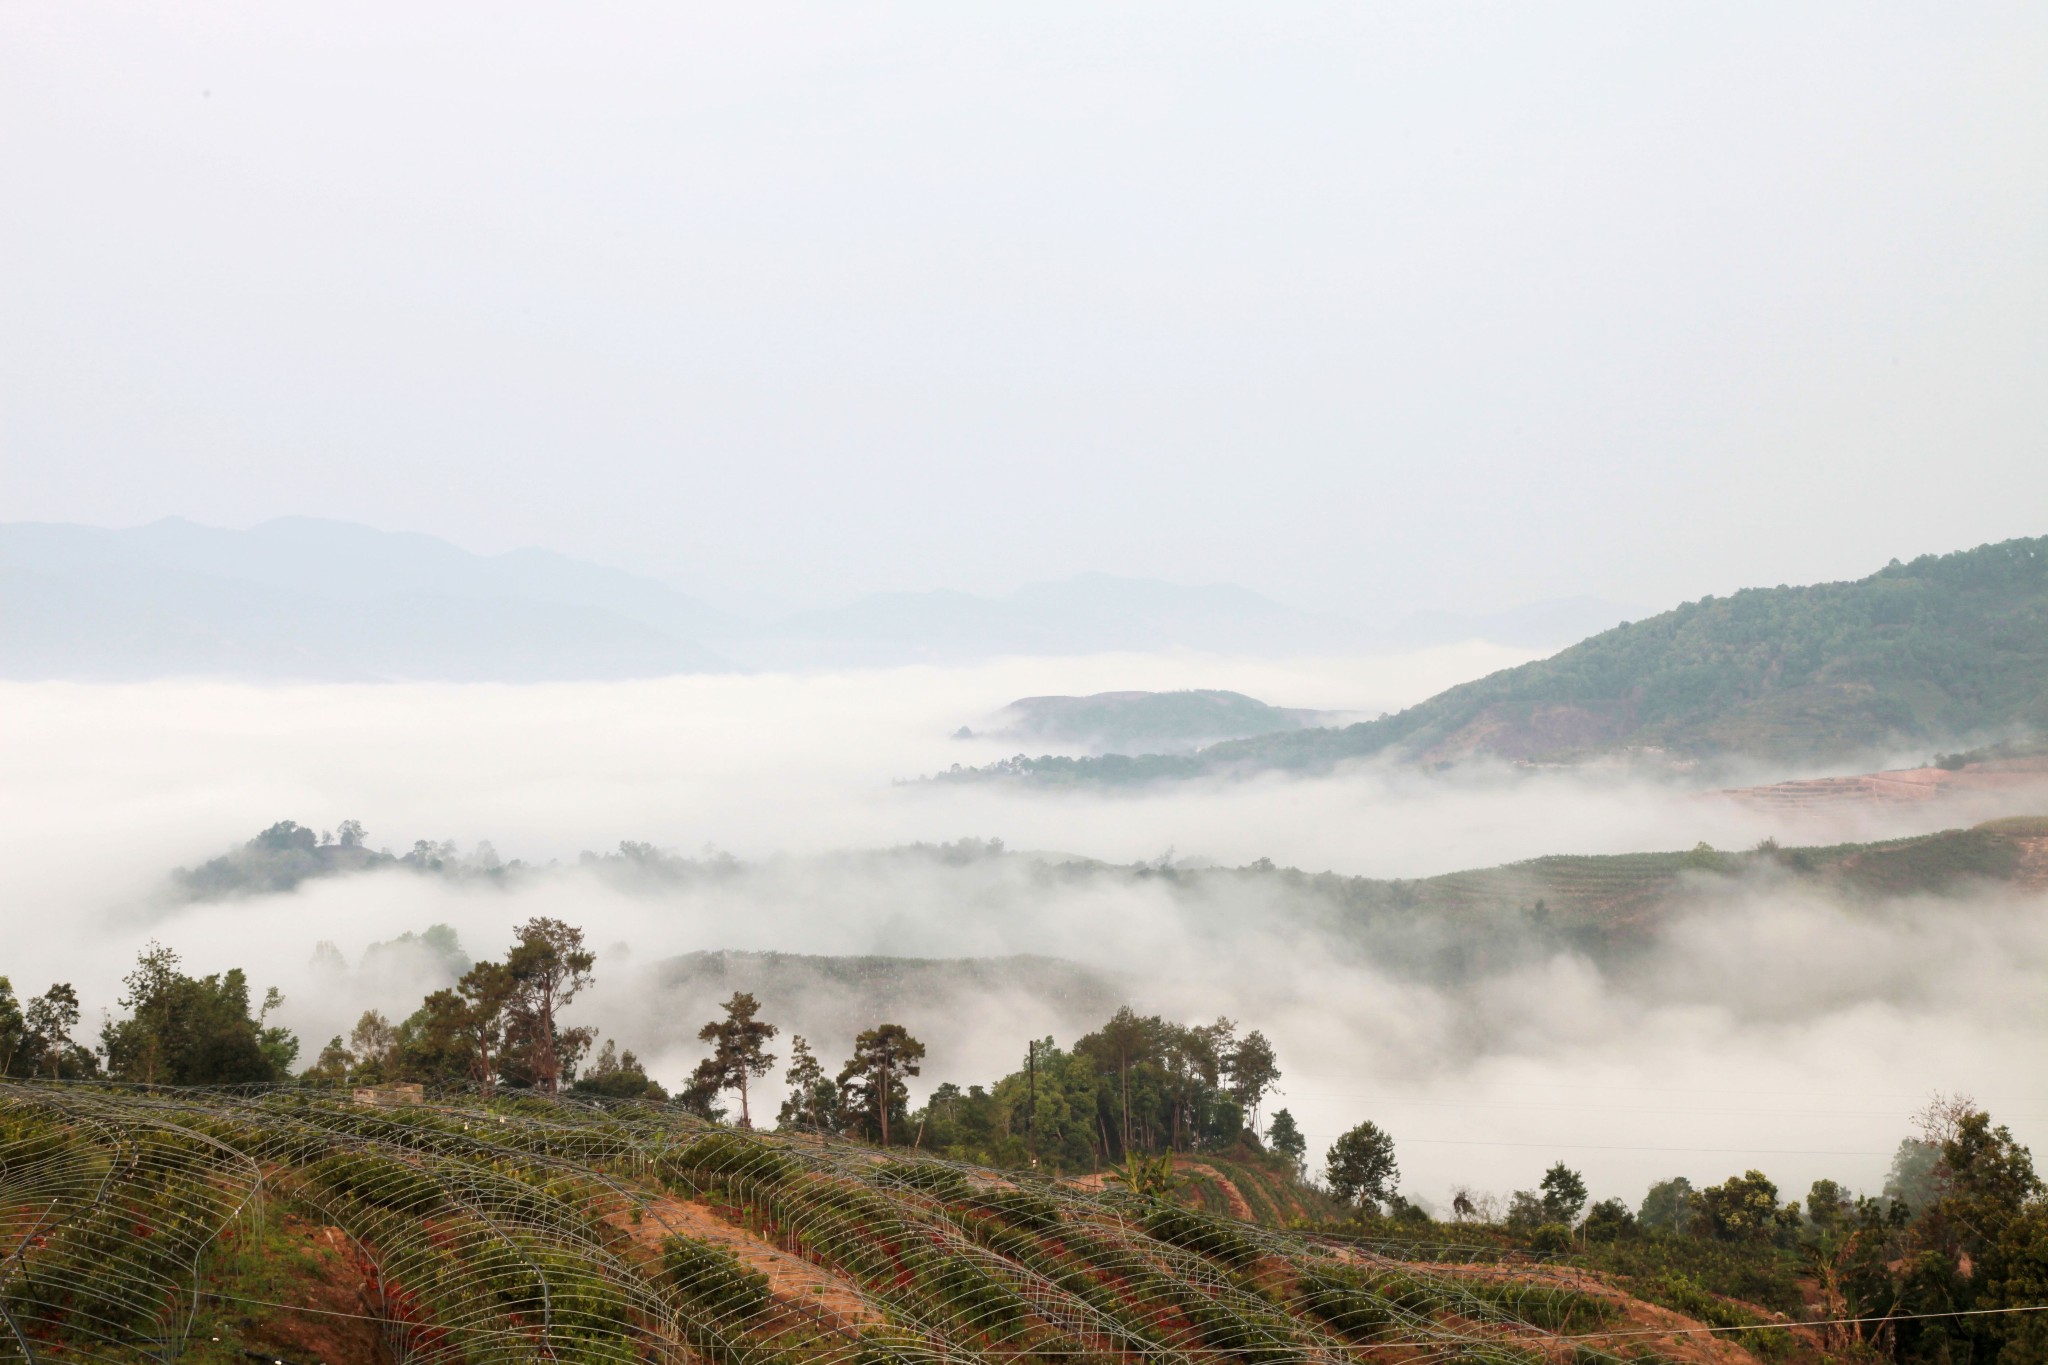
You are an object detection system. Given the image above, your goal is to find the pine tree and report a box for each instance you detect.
[838,1024,925,1146]
[696,992,779,1127]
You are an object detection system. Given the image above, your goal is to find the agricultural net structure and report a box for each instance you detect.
[0,1082,1655,1365]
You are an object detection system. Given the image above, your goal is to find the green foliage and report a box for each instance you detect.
[1638,1176,1695,1235]
[1695,1170,1798,1243]
[100,943,296,1084]
[1583,1197,1636,1241]
[836,1022,924,1146]
[949,534,2048,777]
[1539,1162,1588,1224]
[1266,1108,1306,1171]
[1140,1202,1266,1270]
[1325,1120,1399,1210]
[661,1235,772,1319]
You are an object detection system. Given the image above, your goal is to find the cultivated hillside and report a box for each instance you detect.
[951,536,2048,782]
[0,1083,1799,1365]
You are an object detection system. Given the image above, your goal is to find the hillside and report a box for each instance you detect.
[167,816,2048,996]
[965,690,1333,755]
[0,1082,1806,1365]
[947,535,2048,782]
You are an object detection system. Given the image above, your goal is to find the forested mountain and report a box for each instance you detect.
[953,536,2048,781]
[964,689,1334,755]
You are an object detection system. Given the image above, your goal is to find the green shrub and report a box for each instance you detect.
[1142,1203,1265,1271]
[661,1236,772,1320]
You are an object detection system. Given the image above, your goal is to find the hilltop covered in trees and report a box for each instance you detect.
[938,535,2048,782]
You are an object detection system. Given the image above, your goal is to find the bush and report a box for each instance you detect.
[661,1236,772,1319]
[1142,1203,1267,1271]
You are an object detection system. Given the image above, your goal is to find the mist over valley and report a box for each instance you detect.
[6,8,2047,1358]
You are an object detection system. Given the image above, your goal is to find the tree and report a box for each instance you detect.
[1584,1198,1637,1241]
[503,919,595,1094]
[1106,1151,1187,1200]
[1539,1162,1588,1224]
[1806,1178,1853,1235]
[305,1035,352,1084]
[1267,1109,1307,1173]
[348,1009,398,1081]
[23,983,79,1079]
[101,946,294,1085]
[391,988,476,1086]
[1077,1007,1160,1160]
[838,1024,925,1146]
[111,942,183,1085]
[573,1039,668,1100]
[1227,1030,1281,1132]
[1325,1121,1398,1211]
[1697,1170,1796,1242]
[1639,1177,1695,1234]
[456,959,514,1092]
[777,1035,838,1132]
[696,992,778,1128]
[0,978,23,1077]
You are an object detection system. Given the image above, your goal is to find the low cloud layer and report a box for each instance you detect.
[2,657,2041,1215]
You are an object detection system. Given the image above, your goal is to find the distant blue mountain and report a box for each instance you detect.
[0,518,1637,680]
[0,517,732,680]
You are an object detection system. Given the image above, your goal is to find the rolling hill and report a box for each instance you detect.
[963,690,1336,755]
[0,1082,1814,1365]
[949,535,2048,782]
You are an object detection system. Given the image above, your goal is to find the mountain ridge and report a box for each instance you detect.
[0,517,1634,678]
[946,535,2048,781]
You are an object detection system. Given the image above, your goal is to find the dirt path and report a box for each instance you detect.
[1064,1164,1256,1221]
[605,1194,884,1329]
[1177,1163,1257,1221]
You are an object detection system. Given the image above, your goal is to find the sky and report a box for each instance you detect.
[3,3,2045,617]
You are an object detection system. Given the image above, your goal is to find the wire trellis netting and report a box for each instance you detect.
[0,1082,1662,1364]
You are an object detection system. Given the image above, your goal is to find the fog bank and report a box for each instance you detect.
[3,659,2041,1211]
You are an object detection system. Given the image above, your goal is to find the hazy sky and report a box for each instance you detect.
[4,3,2044,615]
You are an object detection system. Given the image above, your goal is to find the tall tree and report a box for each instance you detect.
[0,977,25,1077]
[1267,1108,1307,1173]
[503,919,595,1094]
[778,1035,837,1131]
[112,942,183,1085]
[25,984,79,1079]
[838,1024,925,1146]
[1325,1121,1399,1211]
[1539,1162,1589,1224]
[456,959,515,1093]
[348,1009,398,1081]
[1078,1007,1161,1159]
[696,992,778,1128]
[1227,1030,1280,1132]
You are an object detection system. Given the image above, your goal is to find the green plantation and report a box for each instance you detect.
[0,1083,1701,1365]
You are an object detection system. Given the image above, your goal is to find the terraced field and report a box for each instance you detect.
[0,1083,1778,1365]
